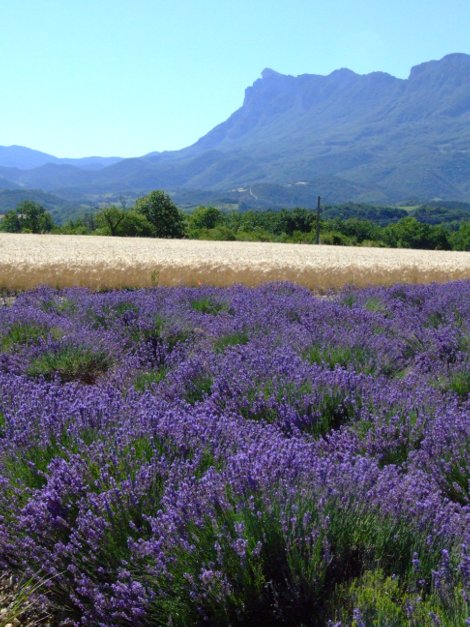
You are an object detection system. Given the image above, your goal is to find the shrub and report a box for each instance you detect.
[27,345,111,383]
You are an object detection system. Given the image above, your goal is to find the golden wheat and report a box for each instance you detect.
[0,233,469,292]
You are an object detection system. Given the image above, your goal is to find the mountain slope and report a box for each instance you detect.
[2,53,470,205]
[0,145,122,170]
[92,53,470,202]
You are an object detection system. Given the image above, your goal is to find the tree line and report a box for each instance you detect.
[1,190,469,251]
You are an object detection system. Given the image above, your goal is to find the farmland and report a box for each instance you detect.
[0,279,468,624]
[0,233,470,292]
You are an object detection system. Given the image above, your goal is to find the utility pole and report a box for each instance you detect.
[315,196,321,244]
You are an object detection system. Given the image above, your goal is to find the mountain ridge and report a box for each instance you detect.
[2,53,470,207]
[0,145,122,171]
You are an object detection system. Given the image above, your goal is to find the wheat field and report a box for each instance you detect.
[0,233,469,291]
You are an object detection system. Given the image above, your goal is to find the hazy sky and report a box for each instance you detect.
[1,0,469,158]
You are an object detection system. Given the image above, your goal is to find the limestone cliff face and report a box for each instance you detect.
[178,53,470,200]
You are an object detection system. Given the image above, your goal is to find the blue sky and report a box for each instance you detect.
[1,0,469,158]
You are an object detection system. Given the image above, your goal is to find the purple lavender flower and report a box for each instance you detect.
[0,280,468,624]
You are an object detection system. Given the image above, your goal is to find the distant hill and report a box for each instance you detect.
[0,189,89,224]
[408,201,470,226]
[0,145,122,170]
[2,53,470,211]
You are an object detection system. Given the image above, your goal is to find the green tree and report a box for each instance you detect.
[275,208,315,235]
[60,212,97,235]
[95,206,128,236]
[320,229,354,246]
[95,206,155,237]
[450,222,470,251]
[382,217,436,249]
[118,211,154,237]
[0,201,54,233]
[135,190,185,238]
[333,218,381,244]
[189,206,223,231]
[426,224,451,250]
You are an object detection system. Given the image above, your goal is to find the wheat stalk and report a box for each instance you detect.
[0,233,468,291]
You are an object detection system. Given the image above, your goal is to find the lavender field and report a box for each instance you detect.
[0,281,469,625]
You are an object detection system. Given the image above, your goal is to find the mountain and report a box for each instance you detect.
[0,145,122,170]
[2,53,470,208]
[158,53,470,202]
